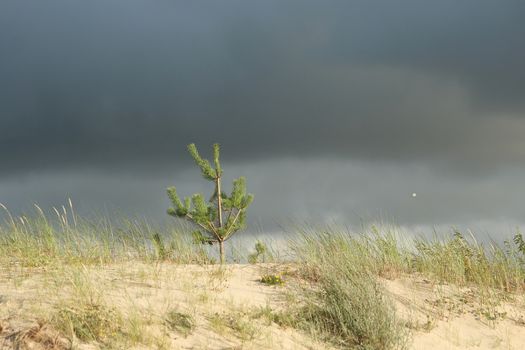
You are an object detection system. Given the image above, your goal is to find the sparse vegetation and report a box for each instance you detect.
[206,266,232,291]
[209,311,258,342]
[1,203,525,349]
[248,305,295,328]
[260,274,284,286]
[0,202,212,267]
[165,310,195,337]
[53,302,122,343]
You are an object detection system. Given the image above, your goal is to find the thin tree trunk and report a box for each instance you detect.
[217,177,223,228]
[219,240,225,264]
[217,176,225,265]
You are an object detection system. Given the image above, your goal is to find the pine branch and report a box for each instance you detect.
[187,143,217,180]
[184,213,211,232]
[224,209,243,240]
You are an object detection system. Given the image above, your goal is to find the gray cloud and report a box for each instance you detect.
[1,0,525,235]
[1,0,525,175]
[1,159,524,240]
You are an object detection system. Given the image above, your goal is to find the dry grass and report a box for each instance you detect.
[0,320,71,350]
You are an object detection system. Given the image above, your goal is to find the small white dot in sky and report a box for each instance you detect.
[411,192,417,198]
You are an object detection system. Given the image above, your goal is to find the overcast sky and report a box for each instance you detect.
[1,0,525,238]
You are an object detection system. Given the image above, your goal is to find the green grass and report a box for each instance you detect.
[0,203,213,268]
[290,224,525,293]
[412,230,525,292]
[287,230,410,349]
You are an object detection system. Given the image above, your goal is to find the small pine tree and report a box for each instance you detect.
[166,143,254,264]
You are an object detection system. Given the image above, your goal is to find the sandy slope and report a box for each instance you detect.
[0,263,524,349]
[384,277,525,349]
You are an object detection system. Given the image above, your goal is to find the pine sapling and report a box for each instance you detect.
[166,143,254,264]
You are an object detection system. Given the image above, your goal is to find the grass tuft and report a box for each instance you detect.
[53,302,122,342]
[165,310,195,337]
[287,229,410,350]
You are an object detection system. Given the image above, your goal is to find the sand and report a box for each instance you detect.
[0,263,524,349]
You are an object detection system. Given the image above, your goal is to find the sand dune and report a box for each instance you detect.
[0,263,524,349]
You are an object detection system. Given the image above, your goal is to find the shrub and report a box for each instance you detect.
[260,274,284,286]
[288,231,409,350]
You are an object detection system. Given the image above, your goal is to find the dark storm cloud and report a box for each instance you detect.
[1,0,525,178]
